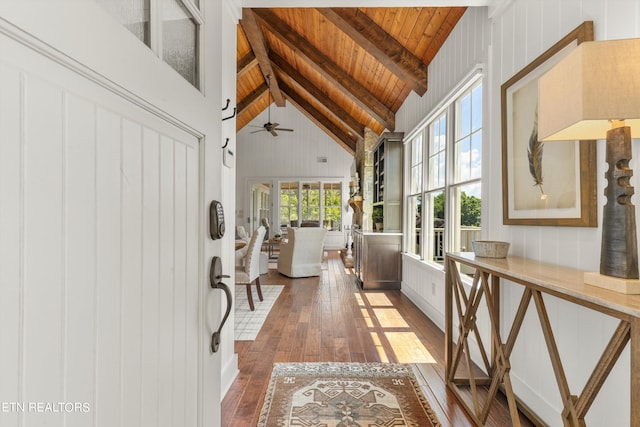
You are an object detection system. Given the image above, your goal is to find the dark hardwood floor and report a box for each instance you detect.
[221,251,534,426]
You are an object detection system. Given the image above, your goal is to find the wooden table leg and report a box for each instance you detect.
[445,258,454,382]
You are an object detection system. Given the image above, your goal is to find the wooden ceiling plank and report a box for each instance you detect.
[237,83,268,116]
[424,8,466,61]
[270,52,364,140]
[240,8,286,107]
[237,51,258,79]
[253,8,395,131]
[319,8,428,96]
[280,80,356,154]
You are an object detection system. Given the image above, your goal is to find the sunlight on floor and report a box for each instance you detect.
[362,293,394,306]
[372,308,409,328]
[370,332,390,363]
[385,332,436,363]
[357,291,438,364]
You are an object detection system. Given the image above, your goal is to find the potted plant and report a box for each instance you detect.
[372,206,384,232]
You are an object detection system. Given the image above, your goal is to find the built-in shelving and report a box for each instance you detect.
[372,132,403,233]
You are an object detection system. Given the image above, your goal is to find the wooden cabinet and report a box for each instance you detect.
[372,133,403,233]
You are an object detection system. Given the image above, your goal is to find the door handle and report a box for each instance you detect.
[210,256,232,353]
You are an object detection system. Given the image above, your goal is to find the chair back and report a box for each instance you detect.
[236,225,248,241]
[244,226,266,282]
[276,226,327,277]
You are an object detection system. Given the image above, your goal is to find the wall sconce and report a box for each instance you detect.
[539,37,640,293]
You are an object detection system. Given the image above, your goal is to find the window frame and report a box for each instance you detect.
[278,179,344,233]
[403,70,484,267]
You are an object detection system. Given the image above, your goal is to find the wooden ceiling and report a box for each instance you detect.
[236,7,466,154]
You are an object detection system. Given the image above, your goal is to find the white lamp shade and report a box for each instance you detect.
[538,38,640,141]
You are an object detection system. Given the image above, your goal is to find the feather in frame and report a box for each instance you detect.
[527,107,545,195]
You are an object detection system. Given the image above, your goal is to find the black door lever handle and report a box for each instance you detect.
[210,256,232,353]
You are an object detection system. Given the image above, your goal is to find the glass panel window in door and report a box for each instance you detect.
[163,0,198,87]
[96,0,150,46]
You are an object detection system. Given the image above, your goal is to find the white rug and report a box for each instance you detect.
[234,284,284,341]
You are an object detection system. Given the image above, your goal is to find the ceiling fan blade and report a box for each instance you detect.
[275,128,294,132]
[270,129,278,137]
[250,129,266,134]
[271,123,280,128]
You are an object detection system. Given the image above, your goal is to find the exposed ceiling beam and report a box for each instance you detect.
[237,51,258,79]
[253,8,395,131]
[237,83,268,115]
[317,8,428,96]
[270,52,364,140]
[279,80,357,154]
[240,8,286,106]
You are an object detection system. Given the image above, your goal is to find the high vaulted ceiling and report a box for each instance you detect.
[236,7,466,154]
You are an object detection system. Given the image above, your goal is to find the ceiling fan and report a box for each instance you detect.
[250,75,294,137]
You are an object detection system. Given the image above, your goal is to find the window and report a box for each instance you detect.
[452,83,482,252]
[95,0,151,45]
[162,0,199,86]
[404,75,483,264]
[407,134,423,256]
[424,112,447,263]
[96,0,201,88]
[322,183,342,231]
[301,182,320,226]
[279,182,299,230]
[278,180,342,232]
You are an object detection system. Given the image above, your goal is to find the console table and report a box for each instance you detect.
[445,252,640,426]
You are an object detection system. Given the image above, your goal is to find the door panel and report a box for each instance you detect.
[0,34,202,427]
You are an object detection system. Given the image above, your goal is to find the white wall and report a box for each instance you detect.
[236,103,354,249]
[398,2,640,426]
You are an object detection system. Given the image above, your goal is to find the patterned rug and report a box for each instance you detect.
[257,362,441,427]
[235,284,284,341]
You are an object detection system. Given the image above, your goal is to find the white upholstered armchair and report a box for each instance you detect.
[277,227,327,278]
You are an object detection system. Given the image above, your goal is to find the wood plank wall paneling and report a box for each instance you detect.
[0,52,201,426]
[65,93,98,419]
[24,75,65,424]
[0,60,22,427]
[396,7,489,136]
[398,2,640,426]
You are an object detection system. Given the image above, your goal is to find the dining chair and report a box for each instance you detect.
[236,225,266,311]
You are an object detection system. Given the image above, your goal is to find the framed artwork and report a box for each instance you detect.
[501,21,597,226]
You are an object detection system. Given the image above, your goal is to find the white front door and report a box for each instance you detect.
[0,30,207,427]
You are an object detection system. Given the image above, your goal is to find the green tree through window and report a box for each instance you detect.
[432,192,480,226]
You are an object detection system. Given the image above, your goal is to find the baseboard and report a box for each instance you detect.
[401,283,486,374]
[401,285,445,332]
[509,372,558,424]
[220,353,239,401]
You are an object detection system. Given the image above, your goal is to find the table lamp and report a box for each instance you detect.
[538,37,640,294]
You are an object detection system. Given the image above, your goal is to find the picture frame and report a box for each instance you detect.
[501,21,597,227]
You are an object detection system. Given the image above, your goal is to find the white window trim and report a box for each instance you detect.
[403,66,484,271]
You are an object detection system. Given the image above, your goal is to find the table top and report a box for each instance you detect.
[447,252,640,318]
[263,238,286,245]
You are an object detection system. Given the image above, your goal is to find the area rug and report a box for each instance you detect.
[257,362,441,427]
[235,285,284,341]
